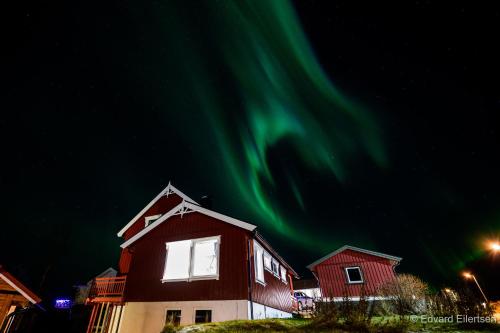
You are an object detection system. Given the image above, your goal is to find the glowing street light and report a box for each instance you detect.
[489,242,500,253]
[462,271,488,303]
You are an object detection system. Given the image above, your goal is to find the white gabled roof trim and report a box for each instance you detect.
[307,245,402,270]
[0,273,38,304]
[120,200,257,248]
[117,182,198,237]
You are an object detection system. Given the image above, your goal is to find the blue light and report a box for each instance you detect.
[54,299,72,309]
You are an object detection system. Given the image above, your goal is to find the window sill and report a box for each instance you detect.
[255,279,266,287]
[161,275,219,283]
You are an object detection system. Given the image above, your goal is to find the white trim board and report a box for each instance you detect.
[117,182,198,237]
[0,273,38,304]
[307,245,402,270]
[325,296,395,302]
[121,200,256,249]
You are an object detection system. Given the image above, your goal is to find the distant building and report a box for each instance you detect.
[0,265,41,330]
[307,245,401,301]
[74,267,117,305]
[85,183,298,333]
[293,278,322,299]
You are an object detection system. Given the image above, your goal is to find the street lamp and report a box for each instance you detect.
[462,271,488,303]
[489,242,500,253]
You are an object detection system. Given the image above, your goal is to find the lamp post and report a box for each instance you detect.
[462,272,488,303]
[489,242,500,253]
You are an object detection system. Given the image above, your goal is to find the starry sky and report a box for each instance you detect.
[2,0,500,301]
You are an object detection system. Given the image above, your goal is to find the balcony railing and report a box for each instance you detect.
[87,276,126,303]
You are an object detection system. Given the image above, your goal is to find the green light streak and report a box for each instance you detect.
[158,0,386,250]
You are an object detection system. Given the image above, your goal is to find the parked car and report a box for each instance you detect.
[293,291,314,311]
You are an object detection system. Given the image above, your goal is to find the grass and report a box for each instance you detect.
[163,317,500,333]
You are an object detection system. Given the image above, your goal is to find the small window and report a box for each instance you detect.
[195,310,212,323]
[263,252,272,271]
[280,265,287,283]
[345,267,363,284]
[145,214,162,227]
[254,241,265,284]
[271,259,279,276]
[166,310,181,326]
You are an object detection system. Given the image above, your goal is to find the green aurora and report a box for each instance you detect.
[155,0,386,249]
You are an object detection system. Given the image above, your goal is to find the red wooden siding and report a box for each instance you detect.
[118,248,132,274]
[250,241,294,313]
[312,249,397,298]
[124,212,250,302]
[123,194,183,241]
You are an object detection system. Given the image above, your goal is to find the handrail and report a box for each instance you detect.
[88,276,126,298]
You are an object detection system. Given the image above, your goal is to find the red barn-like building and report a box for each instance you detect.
[85,183,298,333]
[307,245,401,301]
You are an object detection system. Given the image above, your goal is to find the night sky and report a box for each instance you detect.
[2,0,500,302]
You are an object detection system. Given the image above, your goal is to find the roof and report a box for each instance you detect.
[117,184,298,278]
[293,278,319,290]
[117,182,198,237]
[0,265,42,304]
[120,200,257,248]
[87,267,117,285]
[307,245,402,270]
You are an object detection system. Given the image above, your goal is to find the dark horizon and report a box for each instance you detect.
[2,0,500,305]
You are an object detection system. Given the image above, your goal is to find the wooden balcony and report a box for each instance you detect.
[86,276,126,304]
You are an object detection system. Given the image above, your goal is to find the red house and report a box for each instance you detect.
[307,245,401,301]
[86,183,298,333]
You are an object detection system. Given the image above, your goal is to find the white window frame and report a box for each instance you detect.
[253,240,266,286]
[164,308,182,326]
[161,235,221,283]
[263,251,272,272]
[145,214,162,227]
[345,266,364,284]
[193,308,213,324]
[280,265,287,284]
[271,258,280,277]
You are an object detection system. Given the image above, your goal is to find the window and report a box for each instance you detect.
[195,310,212,323]
[254,241,265,284]
[345,267,363,284]
[192,238,218,277]
[162,236,220,282]
[145,214,162,227]
[271,258,279,276]
[163,240,191,280]
[280,265,287,283]
[263,252,272,271]
[166,310,181,326]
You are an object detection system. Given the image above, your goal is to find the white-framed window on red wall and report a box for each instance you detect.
[280,265,287,283]
[253,240,265,285]
[162,235,220,282]
[345,266,364,284]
